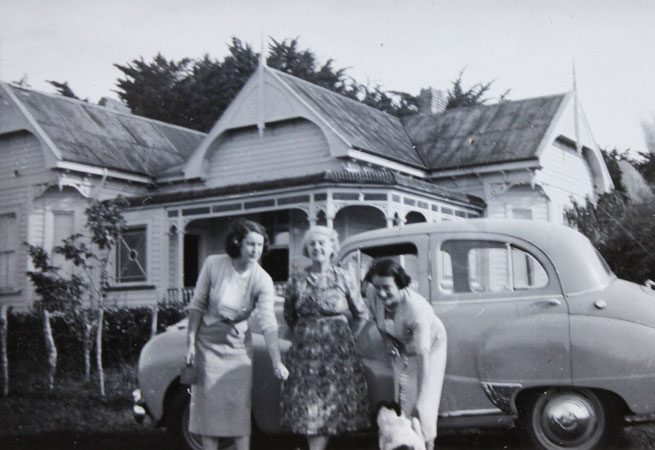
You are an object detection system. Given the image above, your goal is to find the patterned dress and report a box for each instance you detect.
[279,266,371,435]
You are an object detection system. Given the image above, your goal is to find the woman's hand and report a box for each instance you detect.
[185,343,196,366]
[273,361,289,380]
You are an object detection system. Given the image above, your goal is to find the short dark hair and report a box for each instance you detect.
[364,258,411,290]
[224,219,269,258]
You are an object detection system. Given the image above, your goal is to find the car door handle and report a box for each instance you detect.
[532,298,561,307]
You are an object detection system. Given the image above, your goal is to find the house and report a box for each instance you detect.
[0,64,612,309]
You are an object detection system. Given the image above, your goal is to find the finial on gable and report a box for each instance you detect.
[572,58,582,154]
[257,31,266,137]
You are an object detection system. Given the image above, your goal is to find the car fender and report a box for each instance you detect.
[138,325,187,423]
[251,333,292,434]
[570,314,655,414]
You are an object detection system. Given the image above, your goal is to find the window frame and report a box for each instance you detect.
[0,211,19,294]
[431,232,561,302]
[338,234,430,299]
[115,225,148,285]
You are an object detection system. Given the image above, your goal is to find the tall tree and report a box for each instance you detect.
[114,37,418,131]
[46,80,80,100]
[114,54,191,125]
[445,69,509,110]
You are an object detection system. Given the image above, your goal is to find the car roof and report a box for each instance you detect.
[340,219,613,294]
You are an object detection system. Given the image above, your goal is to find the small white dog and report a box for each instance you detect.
[376,402,426,450]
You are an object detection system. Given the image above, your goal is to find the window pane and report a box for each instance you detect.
[52,212,74,269]
[117,227,147,282]
[512,208,533,220]
[0,213,17,251]
[440,240,510,294]
[0,251,15,290]
[0,214,17,290]
[512,247,548,289]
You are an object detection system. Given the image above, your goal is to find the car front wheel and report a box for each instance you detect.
[167,387,236,450]
[520,388,621,450]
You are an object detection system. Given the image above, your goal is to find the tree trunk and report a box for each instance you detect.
[0,305,10,397]
[150,305,158,340]
[95,308,105,397]
[42,309,57,391]
[82,318,93,384]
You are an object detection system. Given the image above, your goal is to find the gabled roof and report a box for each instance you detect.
[2,84,206,177]
[271,69,424,167]
[402,94,568,171]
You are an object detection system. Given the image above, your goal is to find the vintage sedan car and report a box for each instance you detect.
[134,219,655,450]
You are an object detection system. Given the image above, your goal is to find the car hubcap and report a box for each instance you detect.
[538,392,600,447]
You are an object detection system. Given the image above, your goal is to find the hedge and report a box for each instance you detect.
[6,302,188,374]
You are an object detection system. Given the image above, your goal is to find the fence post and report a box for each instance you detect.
[150,305,158,340]
[0,305,10,397]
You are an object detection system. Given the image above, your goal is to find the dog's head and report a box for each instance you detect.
[376,402,425,450]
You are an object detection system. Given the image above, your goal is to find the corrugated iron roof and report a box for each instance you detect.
[8,85,206,177]
[271,69,424,167]
[401,94,567,171]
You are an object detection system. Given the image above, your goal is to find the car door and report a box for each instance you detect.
[430,231,571,419]
[339,233,429,408]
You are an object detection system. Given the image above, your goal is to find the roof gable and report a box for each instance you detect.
[402,94,568,171]
[270,69,423,167]
[5,84,205,177]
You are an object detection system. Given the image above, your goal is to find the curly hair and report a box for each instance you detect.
[364,258,412,290]
[301,226,340,259]
[224,218,269,258]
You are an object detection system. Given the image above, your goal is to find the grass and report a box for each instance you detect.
[1,361,654,450]
[0,361,143,437]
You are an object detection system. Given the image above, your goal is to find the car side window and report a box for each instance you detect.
[340,243,420,293]
[439,240,548,294]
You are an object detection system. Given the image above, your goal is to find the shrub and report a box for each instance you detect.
[6,302,188,374]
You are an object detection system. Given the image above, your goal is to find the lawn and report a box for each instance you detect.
[0,362,170,449]
[2,361,655,450]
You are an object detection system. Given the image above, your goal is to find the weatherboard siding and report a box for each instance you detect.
[205,120,336,187]
[0,132,52,308]
[0,131,47,183]
[537,144,594,203]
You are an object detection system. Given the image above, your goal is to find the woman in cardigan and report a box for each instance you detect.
[185,219,288,450]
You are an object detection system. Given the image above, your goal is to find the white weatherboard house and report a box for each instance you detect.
[0,66,612,309]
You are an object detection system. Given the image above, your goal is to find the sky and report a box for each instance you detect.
[1,0,654,155]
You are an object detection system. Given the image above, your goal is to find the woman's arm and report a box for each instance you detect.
[256,275,288,380]
[185,309,203,365]
[342,268,369,338]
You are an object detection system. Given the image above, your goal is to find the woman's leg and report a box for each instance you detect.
[201,435,219,450]
[233,435,250,450]
[307,435,329,450]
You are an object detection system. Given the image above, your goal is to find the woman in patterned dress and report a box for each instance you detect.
[185,219,289,450]
[364,259,447,450]
[279,226,371,450]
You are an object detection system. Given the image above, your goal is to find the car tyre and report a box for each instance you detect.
[519,388,621,450]
[166,387,236,450]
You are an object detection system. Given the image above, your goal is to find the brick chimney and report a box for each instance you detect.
[417,87,447,115]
